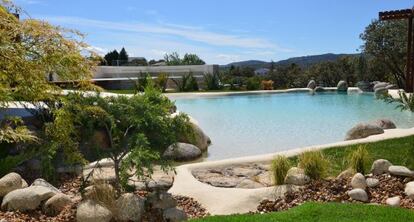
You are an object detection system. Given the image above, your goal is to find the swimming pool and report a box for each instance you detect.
[172,91,414,160]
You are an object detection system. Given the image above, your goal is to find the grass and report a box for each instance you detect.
[290,135,414,177]
[191,202,414,222]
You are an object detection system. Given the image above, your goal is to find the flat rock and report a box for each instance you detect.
[345,123,384,140]
[348,188,368,202]
[371,159,392,175]
[236,179,265,189]
[230,166,263,177]
[256,172,272,186]
[351,173,367,189]
[386,196,401,207]
[388,166,414,177]
[0,173,23,197]
[284,167,310,186]
[366,178,380,188]
[76,200,113,222]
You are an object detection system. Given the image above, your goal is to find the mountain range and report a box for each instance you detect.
[222,53,359,70]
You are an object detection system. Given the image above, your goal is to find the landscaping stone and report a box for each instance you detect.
[115,193,145,222]
[388,166,414,177]
[230,166,263,177]
[371,159,392,175]
[348,188,368,202]
[163,207,188,222]
[256,172,272,186]
[336,169,354,179]
[201,176,242,188]
[21,179,28,188]
[404,182,414,199]
[351,173,367,189]
[307,80,316,89]
[163,143,202,161]
[356,81,373,92]
[284,167,310,186]
[236,179,265,189]
[371,119,396,129]
[76,199,113,222]
[345,123,384,140]
[31,178,61,193]
[374,87,388,98]
[0,172,23,197]
[180,122,211,152]
[43,193,73,216]
[366,178,380,188]
[337,80,348,92]
[386,196,401,207]
[147,192,177,210]
[1,186,57,211]
[373,82,389,91]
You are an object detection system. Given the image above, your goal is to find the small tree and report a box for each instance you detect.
[68,85,193,193]
[118,47,129,65]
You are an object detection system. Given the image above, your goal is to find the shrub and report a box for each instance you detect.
[384,91,414,112]
[348,145,370,174]
[298,150,329,180]
[261,80,274,90]
[133,72,151,92]
[246,77,262,90]
[155,73,169,92]
[271,155,291,185]
[204,73,222,90]
[172,72,199,92]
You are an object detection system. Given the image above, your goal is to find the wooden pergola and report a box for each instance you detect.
[379,8,414,92]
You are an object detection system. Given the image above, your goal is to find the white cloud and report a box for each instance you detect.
[86,45,108,56]
[40,15,291,51]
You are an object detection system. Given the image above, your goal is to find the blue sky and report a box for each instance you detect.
[14,0,414,64]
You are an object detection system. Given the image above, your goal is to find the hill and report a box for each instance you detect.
[221,53,359,70]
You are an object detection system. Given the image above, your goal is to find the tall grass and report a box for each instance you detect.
[271,155,291,185]
[298,150,329,180]
[347,145,371,174]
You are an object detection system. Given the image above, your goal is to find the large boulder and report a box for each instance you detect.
[31,178,61,193]
[307,80,316,89]
[180,122,211,152]
[76,200,113,222]
[0,172,23,197]
[348,188,368,202]
[373,82,389,91]
[115,193,145,222]
[43,193,73,216]
[371,159,392,175]
[345,123,384,140]
[163,143,202,161]
[1,186,57,211]
[388,166,414,177]
[163,207,188,222]
[351,173,367,189]
[371,119,397,130]
[356,81,373,92]
[337,80,348,92]
[147,192,177,210]
[284,167,310,186]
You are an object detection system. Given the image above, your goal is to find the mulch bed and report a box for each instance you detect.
[0,174,209,221]
[257,174,414,213]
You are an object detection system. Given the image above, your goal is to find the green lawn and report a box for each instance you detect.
[191,202,414,222]
[289,135,414,176]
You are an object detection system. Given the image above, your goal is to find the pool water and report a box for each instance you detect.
[172,92,414,161]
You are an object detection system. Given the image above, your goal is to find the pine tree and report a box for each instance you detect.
[119,47,129,65]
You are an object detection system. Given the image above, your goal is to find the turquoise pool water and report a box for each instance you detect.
[172,92,414,161]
